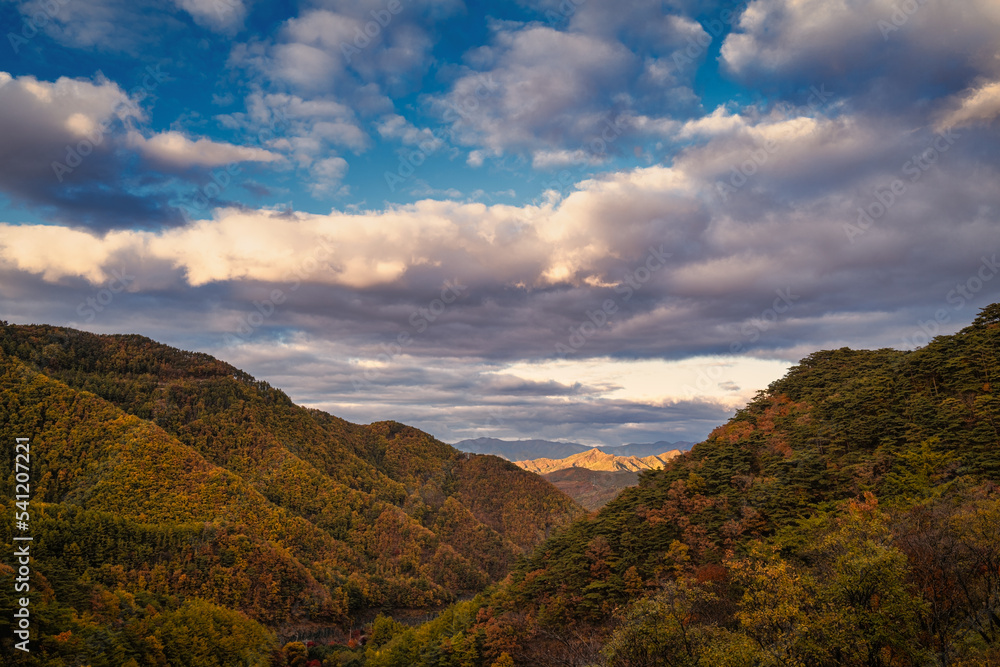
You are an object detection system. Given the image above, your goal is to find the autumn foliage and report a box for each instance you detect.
[0,323,580,666]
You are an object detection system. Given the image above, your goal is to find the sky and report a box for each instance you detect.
[1,0,999,446]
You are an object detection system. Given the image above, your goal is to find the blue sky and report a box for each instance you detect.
[2,0,1000,445]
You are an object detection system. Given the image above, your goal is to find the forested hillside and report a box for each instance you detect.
[361,304,1000,666]
[5,304,1000,666]
[0,323,581,666]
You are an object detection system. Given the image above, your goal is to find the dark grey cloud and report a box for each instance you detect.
[721,0,1000,114]
[6,98,997,363]
[0,72,181,230]
[0,70,294,231]
[207,338,738,444]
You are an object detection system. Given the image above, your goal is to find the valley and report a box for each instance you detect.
[4,304,1000,666]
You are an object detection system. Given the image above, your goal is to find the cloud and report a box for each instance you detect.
[173,0,246,32]
[12,0,211,52]
[4,103,997,337]
[127,130,282,168]
[226,2,715,195]
[0,70,290,230]
[376,114,445,151]
[252,3,458,97]
[308,157,350,196]
[677,107,747,139]
[209,336,749,444]
[0,71,137,159]
[428,19,703,162]
[270,41,346,94]
[531,149,607,169]
[0,71,183,229]
[937,80,1000,130]
[249,92,369,151]
[2,0,998,449]
[720,0,1000,107]
[5,87,999,440]
[215,90,369,195]
[525,0,711,59]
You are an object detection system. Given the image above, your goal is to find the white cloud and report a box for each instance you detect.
[430,26,638,157]
[531,149,607,169]
[270,42,345,93]
[308,157,350,196]
[376,114,444,151]
[127,130,282,168]
[678,107,746,138]
[240,92,369,155]
[3,105,998,365]
[937,80,1000,130]
[426,11,709,162]
[721,0,1000,89]
[0,72,137,153]
[173,0,246,32]
[215,90,368,191]
[13,0,256,51]
[255,6,448,96]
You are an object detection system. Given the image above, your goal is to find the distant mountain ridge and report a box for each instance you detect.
[514,447,681,474]
[516,447,684,510]
[453,437,694,461]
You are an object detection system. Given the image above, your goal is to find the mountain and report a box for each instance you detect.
[452,437,590,461]
[9,304,1000,666]
[515,448,682,511]
[540,468,642,511]
[514,447,681,474]
[0,323,582,667]
[453,437,693,461]
[361,304,1000,666]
